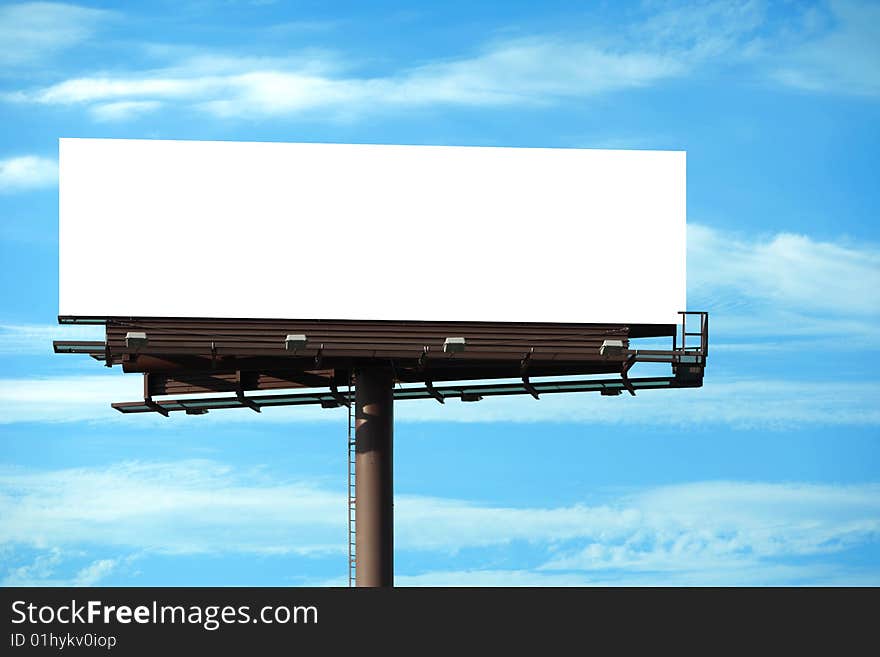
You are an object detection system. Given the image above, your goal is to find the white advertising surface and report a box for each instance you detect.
[59,139,686,324]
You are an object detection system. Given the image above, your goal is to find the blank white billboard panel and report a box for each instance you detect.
[59,139,685,324]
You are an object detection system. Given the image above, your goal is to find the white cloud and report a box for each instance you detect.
[71,557,118,585]
[1,460,878,585]
[90,100,162,122]
[690,224,880,318]
[0,374,145,424]
[3,2,765,120]
[24,75,212,104]
[1,0,872,125]
[0,460,345,556]
[538,481,880,576]
[389,38,687,105]
[3,548,65,586]
[0,2,111,68]
[397,481,880,563]
[689,223,880,346]
[635,0,766,61]
[771,0,880,97]
[3,549,121,586]
[5,41,687,120]
[0,156,57,193]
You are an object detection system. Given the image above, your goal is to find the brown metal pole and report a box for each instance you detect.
[355,367,394,587]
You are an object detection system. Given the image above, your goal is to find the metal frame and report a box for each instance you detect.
[55,312,708,415]
[108,374,700,415]
[58,316,671,375]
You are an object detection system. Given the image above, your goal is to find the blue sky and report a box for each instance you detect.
[0,0,879,586]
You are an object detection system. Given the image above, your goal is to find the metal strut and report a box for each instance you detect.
[419,346,444,404]
[143,374,169,417]
[620,354,637,396]
[235,370,262,412]
[143,397,169,417]
[330,378,350,408]
[521,349,540,399]
[425,378,445,404]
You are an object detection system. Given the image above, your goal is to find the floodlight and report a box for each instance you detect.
[461,392,483,402]
[599,339,625,356]
[125,331,148,348]
[443,337,466,353]
[285,334,308,352]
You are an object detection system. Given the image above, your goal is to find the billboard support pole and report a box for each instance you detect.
[354,367,394,587]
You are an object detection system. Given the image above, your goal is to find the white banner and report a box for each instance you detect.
[59,139,685,324]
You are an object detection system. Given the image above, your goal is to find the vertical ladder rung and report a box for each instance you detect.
[347,371,356,587]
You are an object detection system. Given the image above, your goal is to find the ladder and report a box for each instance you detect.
[347,372,357,587]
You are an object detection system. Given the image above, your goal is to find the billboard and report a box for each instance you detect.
[59,139,685,325]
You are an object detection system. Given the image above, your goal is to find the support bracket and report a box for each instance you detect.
[418,347,444,403]
[144,398,169,417]
[425,378,445,404]
[235,370,261,412]
[142,374,169,417]
[329,377,350,408]
[621,354,637,396]
[520,349,540,400]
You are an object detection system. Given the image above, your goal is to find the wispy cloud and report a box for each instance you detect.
[2,460,877,585]
[771,0,880,97]
[0,460,345,557]
[690,224,879,317]
[1,1,873,123]
[634,0,767,61]
[0,2,111,68]
[538,481,880,574]
[0,374,145,424]
[0,156,58,193]
[3,42,686,120]
[3,2,766,120]
[689,223,880,347]
[2,548,120,586]
[90,99,162,122]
